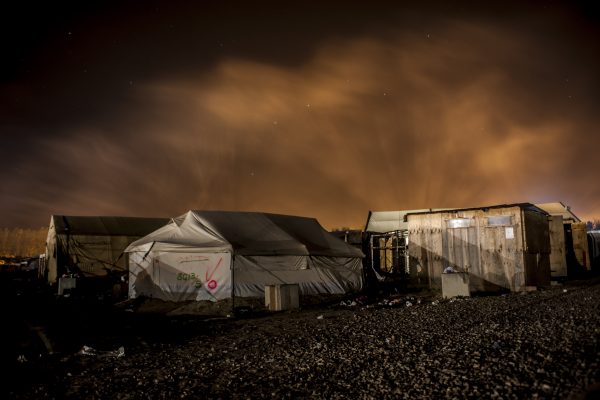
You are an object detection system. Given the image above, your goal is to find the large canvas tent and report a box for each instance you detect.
[43,215,169,284]
[125,211,364,302]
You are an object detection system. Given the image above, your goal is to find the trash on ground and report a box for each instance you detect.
[78,345,125,358]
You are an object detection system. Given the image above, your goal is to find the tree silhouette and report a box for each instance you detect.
[0,227,46,258]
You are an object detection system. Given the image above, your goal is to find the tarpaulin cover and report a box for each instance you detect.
[44,215,169,283]
[126,211,364,302]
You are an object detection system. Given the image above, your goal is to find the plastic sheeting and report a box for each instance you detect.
[233,255,362,298]
[44,215,169,283]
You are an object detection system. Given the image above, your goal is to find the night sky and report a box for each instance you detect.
[1,1,599,229]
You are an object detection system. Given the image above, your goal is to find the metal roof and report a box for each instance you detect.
[365,209,450,233]
[366,203,552,232]
[405,203,549,219]
[534,202,581,222]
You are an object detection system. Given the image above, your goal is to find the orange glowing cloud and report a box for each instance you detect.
[3,22,599,228]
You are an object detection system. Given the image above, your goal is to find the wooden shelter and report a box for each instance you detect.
[406,204,551,292]
[535,202,590,275]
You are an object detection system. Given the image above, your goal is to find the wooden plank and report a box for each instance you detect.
[572,222,590,270]
[548,215,567,278]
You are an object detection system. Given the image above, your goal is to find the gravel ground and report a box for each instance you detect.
[6,279,600,399]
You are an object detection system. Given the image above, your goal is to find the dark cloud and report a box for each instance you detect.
[1,1,599,228]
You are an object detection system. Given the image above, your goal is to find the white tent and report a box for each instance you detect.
[125,211,365,302]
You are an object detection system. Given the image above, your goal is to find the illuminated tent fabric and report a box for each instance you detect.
[125,211,364,302]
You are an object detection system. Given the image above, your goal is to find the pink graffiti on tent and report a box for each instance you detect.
[205,257,222,290]
[177,255,209,264]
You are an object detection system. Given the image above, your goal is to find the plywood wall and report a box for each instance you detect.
[571,222,590,270]
[408,206,551,292]
[547,216,567,278]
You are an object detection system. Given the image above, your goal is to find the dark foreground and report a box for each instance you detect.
[2,278,600,399]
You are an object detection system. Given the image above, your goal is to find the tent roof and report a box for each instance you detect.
[535,202,581,222]
[51,215,170,236]
[127,211,364,257]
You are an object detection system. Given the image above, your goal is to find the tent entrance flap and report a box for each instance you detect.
[129,251,232,302]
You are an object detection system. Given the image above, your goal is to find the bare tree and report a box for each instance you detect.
[0,227,46,257]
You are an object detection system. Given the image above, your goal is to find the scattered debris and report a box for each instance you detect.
[78,346,96,356]
[78,345,125,358]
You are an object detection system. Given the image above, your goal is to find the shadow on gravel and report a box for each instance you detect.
[0,271,243,397]
[2,271,600,398]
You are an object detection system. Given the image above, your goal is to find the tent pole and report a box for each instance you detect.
[231,254,235,315]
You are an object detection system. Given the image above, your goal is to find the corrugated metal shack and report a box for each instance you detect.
[42,215,169,285]
[406,204,551,292]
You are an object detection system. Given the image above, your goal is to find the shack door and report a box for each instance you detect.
[442,218,479,274]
